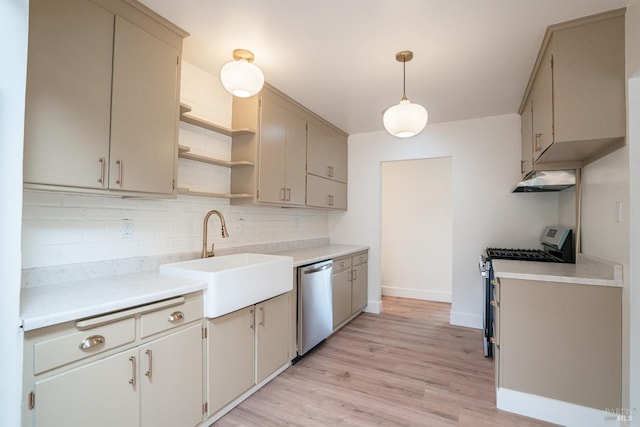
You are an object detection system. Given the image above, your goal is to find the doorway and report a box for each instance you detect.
[381,157,453,302]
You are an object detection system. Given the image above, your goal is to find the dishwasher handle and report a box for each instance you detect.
[303,262,333,274]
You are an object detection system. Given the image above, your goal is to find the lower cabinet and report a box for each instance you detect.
[495,277,622,410]
[207,292,290,415]
[332,251,368,330]
[23,294,205,427]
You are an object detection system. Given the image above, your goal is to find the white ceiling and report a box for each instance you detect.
[140,0,629,135]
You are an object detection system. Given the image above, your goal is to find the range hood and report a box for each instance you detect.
[512,170,576,193]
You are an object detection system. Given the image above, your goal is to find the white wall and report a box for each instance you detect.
[0,1,28,425]
[22,61,329,272]
[625,0,640,417]
[381,157,453,302]
[329,114,559,325]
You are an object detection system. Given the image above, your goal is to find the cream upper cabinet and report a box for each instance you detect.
[306,174,347,210]
[307,123,347,184]
[231,85,307,206]
[519,9,625,168]
[23,0,114,190]
[520,96,534,178]
[23,0,186,196]
[231,83,348,209]
[258,96,307,206]
[109,16,180,194]
[530,46,553,161]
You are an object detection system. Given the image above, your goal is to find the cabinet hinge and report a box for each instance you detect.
[550,55,554,69]
[172,179,176,191]
[28,391,35,410]
[202,326,208,339]
[203,402,208,414]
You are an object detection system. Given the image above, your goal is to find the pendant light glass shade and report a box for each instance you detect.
[220,49,264,98]
[383,98,428,138]
[383,51,428,138]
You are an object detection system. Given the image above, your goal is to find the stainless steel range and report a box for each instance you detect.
[478,226,574,357]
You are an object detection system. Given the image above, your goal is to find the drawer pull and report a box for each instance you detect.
[79,335,105,350]
[167,311,184,323]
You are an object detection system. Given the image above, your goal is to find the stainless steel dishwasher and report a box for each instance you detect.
[297,259,333,358]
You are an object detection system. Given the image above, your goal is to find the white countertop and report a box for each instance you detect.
[492,253,622,287]
[271,244,369,267]
[21,273,206,331]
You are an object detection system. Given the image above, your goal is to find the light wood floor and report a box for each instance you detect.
[214,296,556,426]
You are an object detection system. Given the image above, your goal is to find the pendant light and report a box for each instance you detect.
[220,49,264,98]
[383,51,428,138]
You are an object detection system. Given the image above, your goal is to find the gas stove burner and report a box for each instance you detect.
[486,247,557,262]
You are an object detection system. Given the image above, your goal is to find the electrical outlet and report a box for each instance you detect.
[121,219,134,238]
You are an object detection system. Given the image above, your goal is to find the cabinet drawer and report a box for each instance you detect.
[32,317,135,375]
[352,252,368,266]
[140,298,203,338]
[333,257,352,273]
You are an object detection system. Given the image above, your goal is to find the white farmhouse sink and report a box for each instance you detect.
[160,253,293,318]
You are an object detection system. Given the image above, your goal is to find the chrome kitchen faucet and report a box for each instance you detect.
[201,210,229,258]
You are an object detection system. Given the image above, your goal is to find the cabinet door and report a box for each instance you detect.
[284,112,307,206]
[351,263,368,314]
[331,136,348,184]
[306,175,347,210]
[140,324,203,427]
[110,15,178,194]
[520,96,534,178]
[332,269,352,328]
[532,46,554,160]
[34,349,139,427]
[256,294,290,383]
[307,123,332,179]
[24,0,113,189]
[208,307,255,414]
[258,97,287,204]
[307,124,347,184]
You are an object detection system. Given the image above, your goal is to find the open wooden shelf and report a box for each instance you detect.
[177,145,254,168]
[177,187,254,199]
[179,103,255,136]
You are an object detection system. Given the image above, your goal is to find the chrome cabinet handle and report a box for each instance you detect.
[259,307,265,326]
[168,311,184,322]
[129,356,136,387]
[145,349,152,379]
[79,335,105,350]
[534,133,542,152]
[327,166,334,178]
[249,309,255,329]
[327,195,334,206]
[520,160,525,175]
[98,158,105,184]
[280,188,286,201]
[116,160,122,185]
[286,188,291,201]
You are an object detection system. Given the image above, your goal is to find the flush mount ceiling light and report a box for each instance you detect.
[220,49,264,98]
[383,50,428,138]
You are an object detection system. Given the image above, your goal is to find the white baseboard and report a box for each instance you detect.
[497,388,626,427]
[449,311,482,329]
[364,299,382,314]
[381,286,451,303]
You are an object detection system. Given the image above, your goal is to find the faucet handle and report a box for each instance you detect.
[207,243,215,258]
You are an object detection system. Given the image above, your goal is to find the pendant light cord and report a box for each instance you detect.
[402,57,408,101]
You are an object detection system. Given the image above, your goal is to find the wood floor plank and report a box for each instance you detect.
[213,296,556,426]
